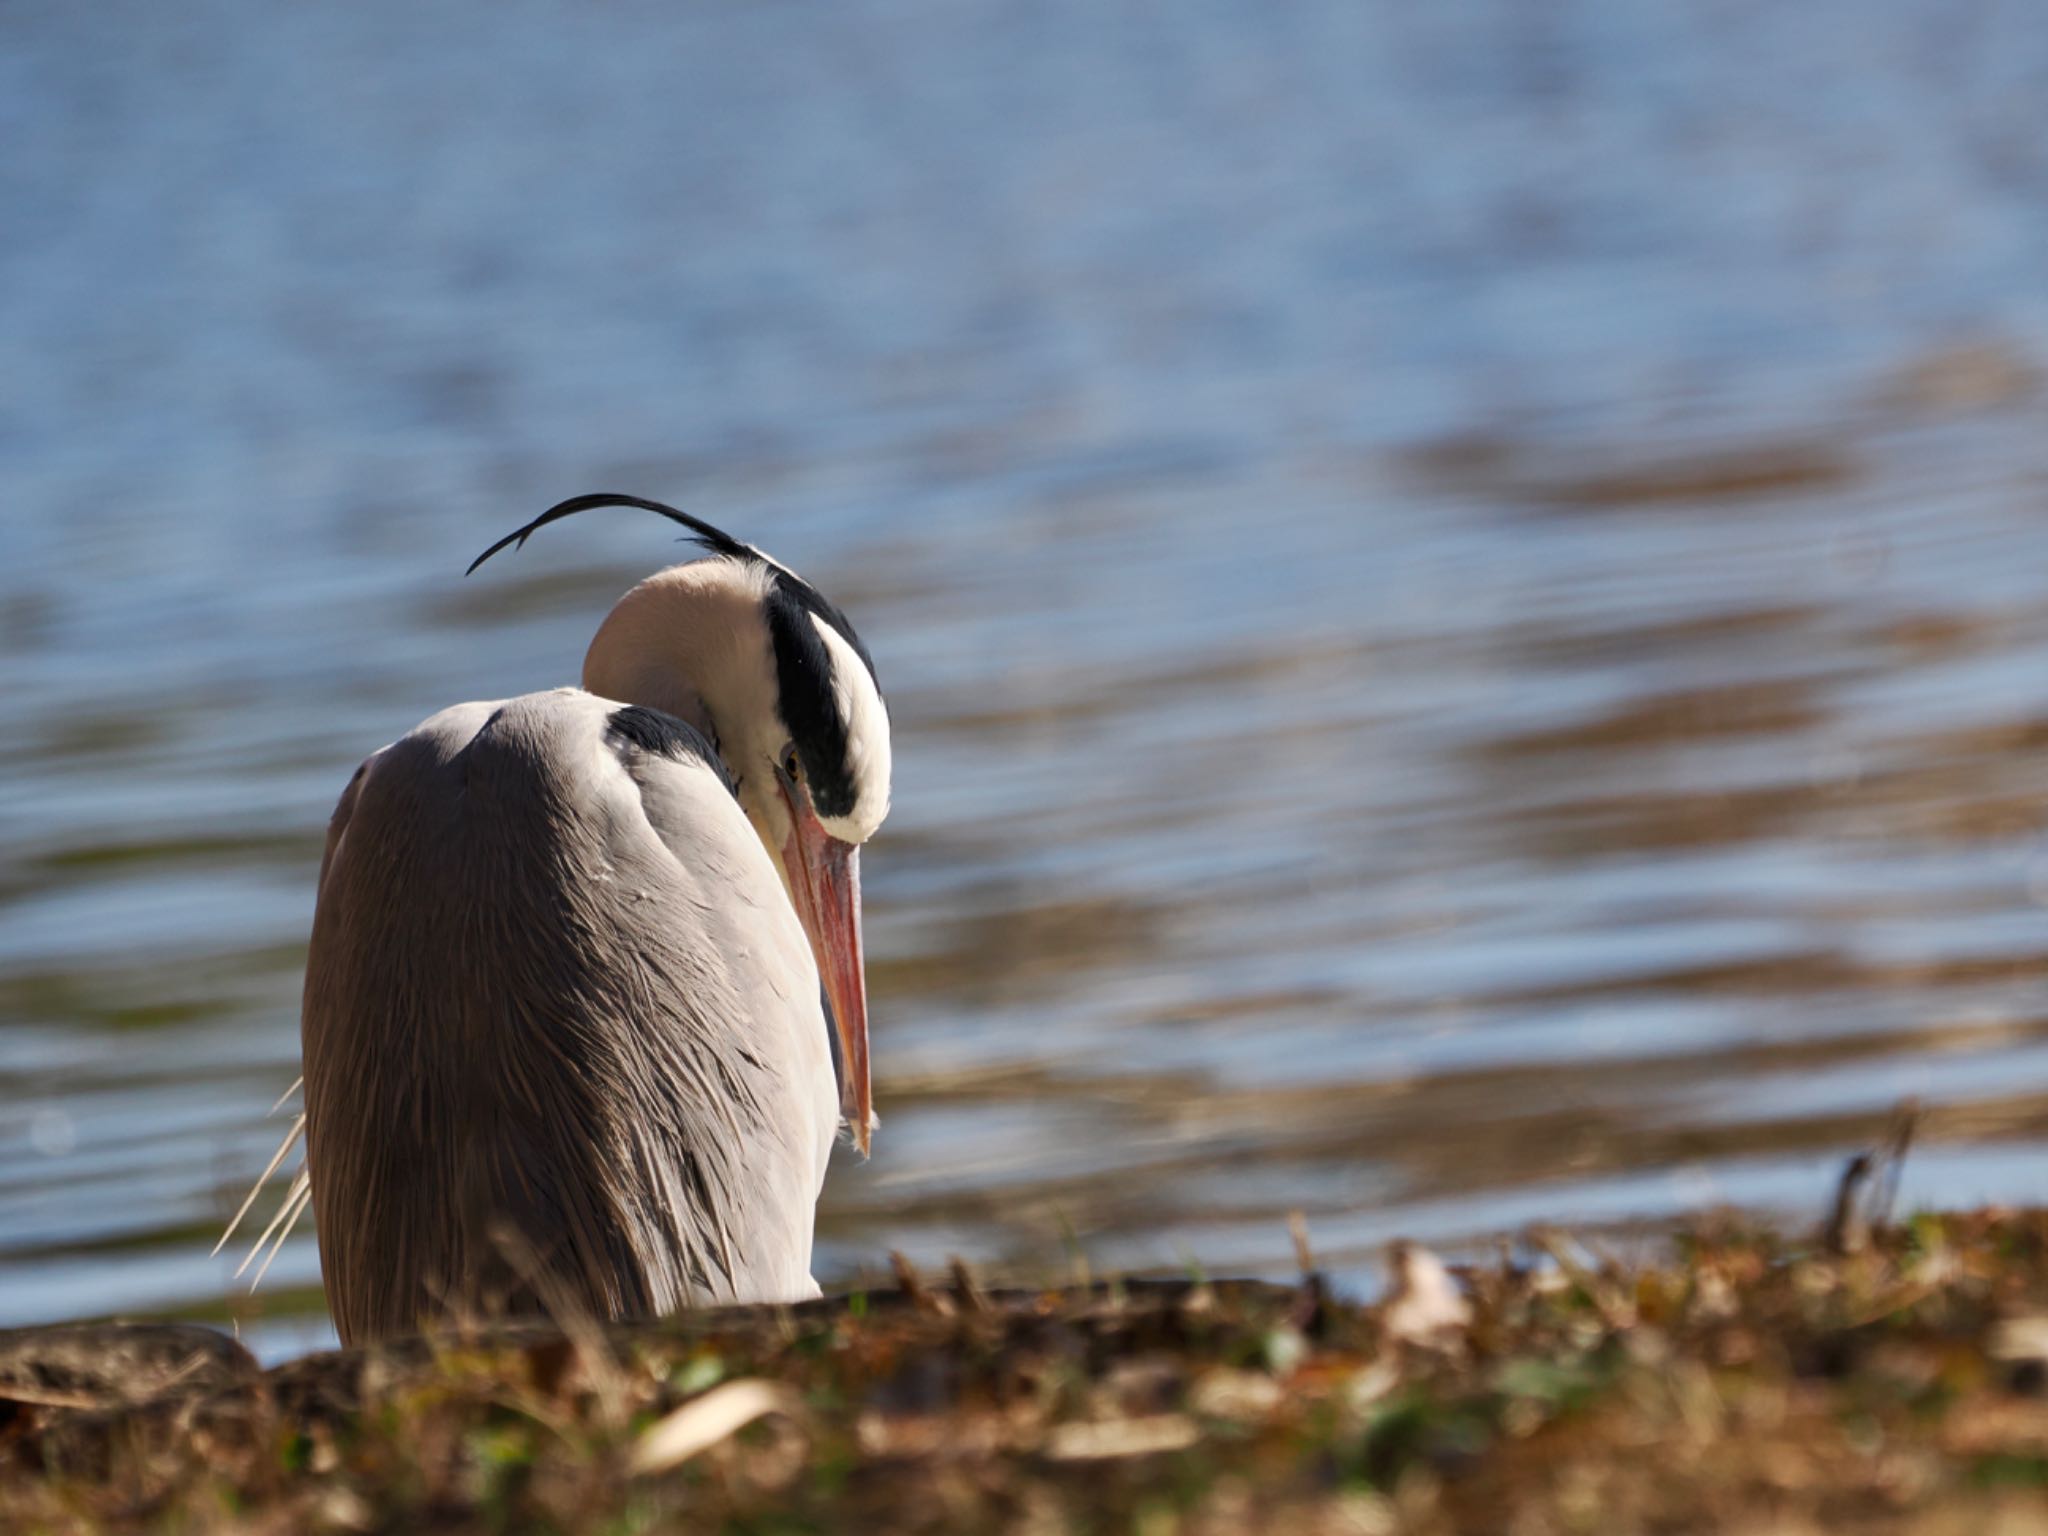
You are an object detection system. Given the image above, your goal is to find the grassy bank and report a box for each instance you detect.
[9,1208,2048,1534]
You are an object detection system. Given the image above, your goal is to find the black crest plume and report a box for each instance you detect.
[465,492,758,576]
[466,492,877,682]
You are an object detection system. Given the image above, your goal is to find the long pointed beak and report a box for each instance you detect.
[781,792,873,1156]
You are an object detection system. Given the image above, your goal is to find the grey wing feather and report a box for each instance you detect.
[300,688,834,1345]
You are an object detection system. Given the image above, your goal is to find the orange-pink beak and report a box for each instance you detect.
[779,782,872,1156]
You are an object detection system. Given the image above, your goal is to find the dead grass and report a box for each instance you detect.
[10,1208,2048,1533]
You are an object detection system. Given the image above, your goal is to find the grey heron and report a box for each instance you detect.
[229,495,891,1345]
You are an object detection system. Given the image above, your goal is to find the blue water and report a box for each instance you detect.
[5,0,2048,1354]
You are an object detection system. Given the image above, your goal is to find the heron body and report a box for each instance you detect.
[291,498,890,1344]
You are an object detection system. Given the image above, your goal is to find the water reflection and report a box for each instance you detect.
[4,0,2048,1351]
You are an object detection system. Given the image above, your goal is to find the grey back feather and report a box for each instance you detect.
[301,688,834,1344]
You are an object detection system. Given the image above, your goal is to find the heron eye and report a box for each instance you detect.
[781,745,802,781]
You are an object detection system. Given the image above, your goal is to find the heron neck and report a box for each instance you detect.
[581,558,778,770]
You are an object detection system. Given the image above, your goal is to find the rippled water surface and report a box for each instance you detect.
[7,0,2048,1353]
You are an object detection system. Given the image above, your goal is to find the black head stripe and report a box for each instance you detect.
[767,567,877,684]
[766,586,861,819]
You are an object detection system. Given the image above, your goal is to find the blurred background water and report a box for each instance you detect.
[5,0,2048,1356]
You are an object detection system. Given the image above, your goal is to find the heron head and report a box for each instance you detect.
[470,494,891,1154]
